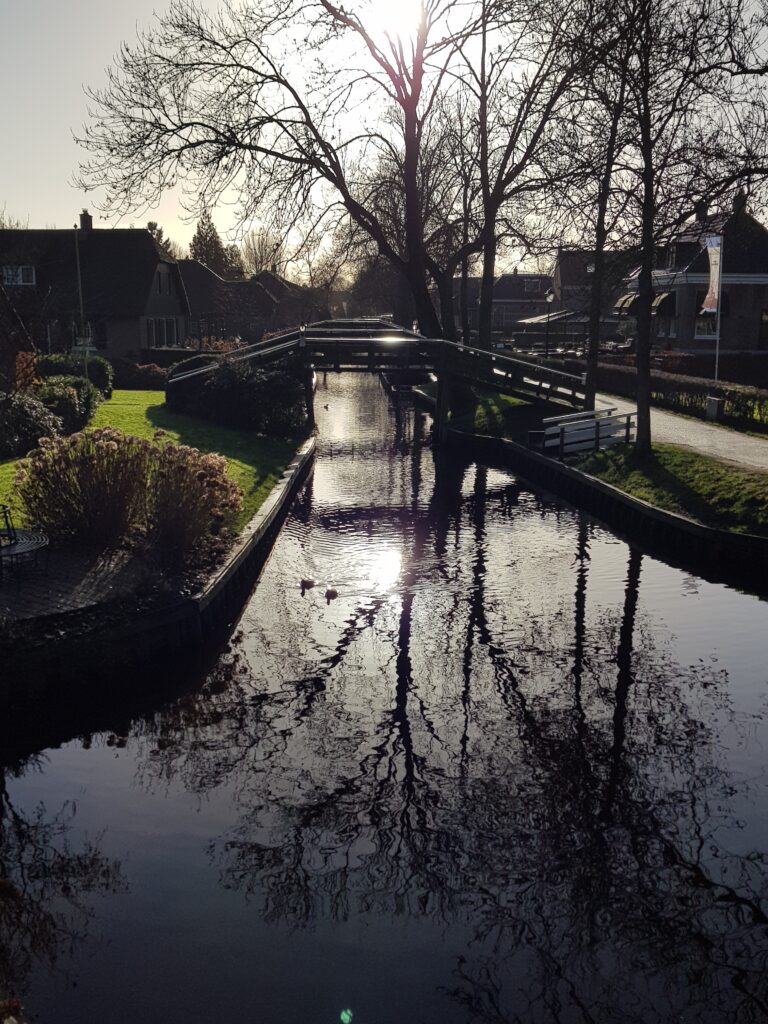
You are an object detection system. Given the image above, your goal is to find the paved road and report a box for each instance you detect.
[597,393,768,472]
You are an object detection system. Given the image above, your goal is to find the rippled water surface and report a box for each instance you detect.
[3,374,768,1023]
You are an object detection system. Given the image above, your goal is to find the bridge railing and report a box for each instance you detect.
[434,339,586,406]
[167,326,586,409]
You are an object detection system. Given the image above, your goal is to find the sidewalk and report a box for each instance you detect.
[597,394,768,472]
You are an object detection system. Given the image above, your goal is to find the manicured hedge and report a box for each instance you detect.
[554,358,768,430]
[36,352,114,397]
[111,359,167,390]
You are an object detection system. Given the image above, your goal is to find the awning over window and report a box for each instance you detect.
[517,309,573,325]
[651,291,676,316]
[613,293,639,314]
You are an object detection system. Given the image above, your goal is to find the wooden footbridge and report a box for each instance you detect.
[167,317,587,440]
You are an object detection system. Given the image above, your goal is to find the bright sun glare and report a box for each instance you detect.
[367,548,403,593]
[363,0,424,42]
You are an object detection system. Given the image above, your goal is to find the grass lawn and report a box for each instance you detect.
[574,443,768,536]
[1,390,301,531]
[419,381,532,438]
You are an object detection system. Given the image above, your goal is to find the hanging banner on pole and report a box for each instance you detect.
[700,234,723,314]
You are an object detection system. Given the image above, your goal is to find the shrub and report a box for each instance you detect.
[15,428,153,548]
[35,353,114,398]
[0,391,62,458]
[168,355,307,435]
[111,359,167,390]
[148,437,242,568]
[15,427,244,565]
[36,375,102,432]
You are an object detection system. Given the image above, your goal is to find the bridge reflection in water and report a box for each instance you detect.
[4,374,768,1024]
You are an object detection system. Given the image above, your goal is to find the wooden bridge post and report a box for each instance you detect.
[298,329,315,430]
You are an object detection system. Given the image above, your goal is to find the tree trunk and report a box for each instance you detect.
[635,156,656,457]
[460,257,470,343]
[478,230,496,350]
[435,271,456,340]
[586,68,629,409]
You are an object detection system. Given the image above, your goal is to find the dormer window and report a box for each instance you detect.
[2,265,35,286]
[586,262,595,273]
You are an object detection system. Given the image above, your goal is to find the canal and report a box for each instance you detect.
[2,374,768,1023]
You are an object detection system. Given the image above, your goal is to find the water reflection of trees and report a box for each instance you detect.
[129,416,768,1022]
[0,761,125,1001]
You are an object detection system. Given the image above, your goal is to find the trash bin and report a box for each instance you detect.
[706,395,724,422]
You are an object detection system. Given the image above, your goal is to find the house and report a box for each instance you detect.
[177,262,329,344]
[552,246,639,314]
[0,211,190,360]
[177,260,277,344]
[454,271,554,337]
[645,192,768,351]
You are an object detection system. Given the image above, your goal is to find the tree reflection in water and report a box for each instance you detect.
[0,760,125,1003]
[124,401,767,1023]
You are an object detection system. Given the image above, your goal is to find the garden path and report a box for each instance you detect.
[0,549,153,621]
[598,393,768,472]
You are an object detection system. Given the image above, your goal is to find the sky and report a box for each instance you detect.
[0,0,215,248]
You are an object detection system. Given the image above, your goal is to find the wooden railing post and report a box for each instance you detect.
[559,426,565,460]
[595,418,601,451]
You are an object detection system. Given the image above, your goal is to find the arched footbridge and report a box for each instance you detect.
[166,317,587,439]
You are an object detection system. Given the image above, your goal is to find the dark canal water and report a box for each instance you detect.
[3,374,768,1023]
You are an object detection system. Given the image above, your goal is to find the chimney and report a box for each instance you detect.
[694,199,708,222]
[733,188,748,216]
[79,209,93,232]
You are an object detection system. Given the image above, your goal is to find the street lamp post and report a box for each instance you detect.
[544,288,555,358]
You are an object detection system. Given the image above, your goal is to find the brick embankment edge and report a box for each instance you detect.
[410,385,768,590]
[447,429,768,589]
[0,437,316,694]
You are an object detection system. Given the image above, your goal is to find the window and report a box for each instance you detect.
[524,278,540,293]
[156,271,162,294]
[166,317,177,345]
[586,262,595,274]
[2,265,35,286]
[695,316,717,338]
[146,318,156,346]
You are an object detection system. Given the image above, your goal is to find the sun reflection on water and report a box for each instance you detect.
[366,547,402,593]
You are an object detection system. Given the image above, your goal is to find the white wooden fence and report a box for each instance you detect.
[529,407,637,459]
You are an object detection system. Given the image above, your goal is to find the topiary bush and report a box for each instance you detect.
[111,359,167,390]
[0,391,63,458]
[148,437,242,568]
[35,352,114,398]
[14,428,154,549]
[35,375,102,433]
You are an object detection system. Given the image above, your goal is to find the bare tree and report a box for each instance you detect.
[242,228,290,277]
[76,0,491,335]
